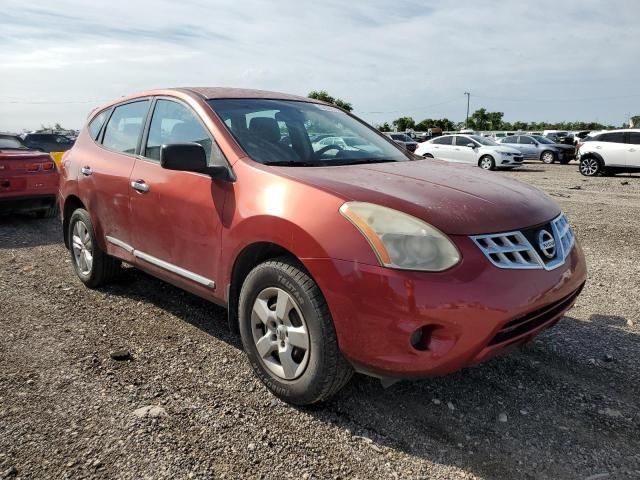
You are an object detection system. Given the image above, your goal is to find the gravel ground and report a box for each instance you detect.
[1,162,639,480]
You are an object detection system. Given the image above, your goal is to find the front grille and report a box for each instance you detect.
[488,284,584,346]
[513,156,524,162]
[471,213,575,270]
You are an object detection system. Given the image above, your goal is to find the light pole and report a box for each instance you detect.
[464,91,471,128]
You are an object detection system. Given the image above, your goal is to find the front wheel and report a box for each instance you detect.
[541,150,556,164]
[238,258,353,405]
[479,155,495,170]
[68,208,121,288]
[579,157,601,176]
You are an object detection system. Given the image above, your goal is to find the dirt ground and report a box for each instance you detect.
[1,162,639,480]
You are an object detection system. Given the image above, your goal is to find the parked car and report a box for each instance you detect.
[384,133,418,152]
[23,133,75,153]
[416,134,524,170]
[497,135,576,164]
[578,129,640,176]
[59,88,587,405]
[0,134,59,217]
[543,130,571,144]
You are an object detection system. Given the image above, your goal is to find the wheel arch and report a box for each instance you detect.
[580,151,604,165]
[62,195,86,248]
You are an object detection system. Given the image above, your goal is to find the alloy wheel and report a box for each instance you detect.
[71,220,93,275]
[251,287,310,380]
[580,158,599,176]
[480,157,493,170]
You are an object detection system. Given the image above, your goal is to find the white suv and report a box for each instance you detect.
[578,129,640,176]
[415,134,523,170]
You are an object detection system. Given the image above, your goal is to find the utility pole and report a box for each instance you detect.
[464,91,471,128]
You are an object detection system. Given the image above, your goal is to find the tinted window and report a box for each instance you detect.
[88,109,110,140]
[502,136,517,143]
[628,132,640,145]
[455,136,474,146]
[597,132,625,143]
[519,136,535,144]
[432,136,453,145]
[145,99,215,163]
[102,101,150,154]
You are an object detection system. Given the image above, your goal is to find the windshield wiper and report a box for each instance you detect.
[338,159,400,166]
[262,160,318,167]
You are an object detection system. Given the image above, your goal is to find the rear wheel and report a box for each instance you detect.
[579,157,601,177]
[479,155,495,170]
[541,150,556,164]
[68,208,120,288]
[239,258,353,405]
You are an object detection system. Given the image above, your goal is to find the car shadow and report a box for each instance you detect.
[95,266,640,479]
[0,215,63,249]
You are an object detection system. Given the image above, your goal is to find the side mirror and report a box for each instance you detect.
[160,143,235,182]
[467,143,476,148]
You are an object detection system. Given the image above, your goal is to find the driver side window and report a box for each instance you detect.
[145,99,219,164]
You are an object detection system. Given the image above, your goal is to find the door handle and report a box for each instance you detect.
[81,166,92,176]
[130,180,150,193]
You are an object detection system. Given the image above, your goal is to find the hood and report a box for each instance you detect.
[280,159,560,235]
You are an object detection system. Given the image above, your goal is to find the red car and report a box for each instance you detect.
[0,134,59,217]
[59,88,587,405]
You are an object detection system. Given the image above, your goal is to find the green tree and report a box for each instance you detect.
[377,122,392,132]
[487,111,504,130]
[467,108,490,130]
[392,116,415,132]
[631,115,640,128]
[307,90,353,112]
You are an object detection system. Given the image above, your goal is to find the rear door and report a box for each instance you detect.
[595,132,627,166]
[79,99,151,255]
[626,132,640,167]
[128,97,227,297]
[430,136,455,159]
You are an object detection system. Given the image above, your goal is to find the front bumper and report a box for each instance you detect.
[303,236,587,378]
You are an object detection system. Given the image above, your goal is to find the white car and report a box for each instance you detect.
[578,129,640,176]
[416,134,524,170]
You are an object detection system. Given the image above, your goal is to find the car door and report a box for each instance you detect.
[429,136,455,159]
[128,97,227,297]
[595,132,627,166]
[452,136,477,164]
[626,131,640,167]
[80,99,151,255]
[517,136,539,159]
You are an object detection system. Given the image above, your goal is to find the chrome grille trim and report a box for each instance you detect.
[471,213,575,271]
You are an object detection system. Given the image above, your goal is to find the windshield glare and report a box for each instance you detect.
[208,99,409,166]
[469,135,498,146]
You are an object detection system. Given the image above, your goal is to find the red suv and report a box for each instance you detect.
[59,88,587,405]
[1,134,59,217]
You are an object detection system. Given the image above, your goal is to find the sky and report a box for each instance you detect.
[1,0,639,132]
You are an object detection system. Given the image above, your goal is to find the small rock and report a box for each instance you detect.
[519,410,528,416]
[603,354,614,363]
[568,185,582,190]
[110,350,132,361]
[626,319,634,327]
[1,466,17,478]
[621,181,629,185]
[584,473,610,480]
[133,405,167,418]
[432,398,441,405]
[447,401,455,411]
[247,442,256,451]
[598,408,622,418]
[498,413,508,423]
[91,459,102,468]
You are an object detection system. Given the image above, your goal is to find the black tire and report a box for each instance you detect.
[579,156,602,177]
[238,258,353,405]
[478,155,495,171]
[68,208,120,288]
[35,202,59,219]
[559,157,571,165]
[541,150,556,164]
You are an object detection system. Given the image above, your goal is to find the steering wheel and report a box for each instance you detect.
[315,144,344,157]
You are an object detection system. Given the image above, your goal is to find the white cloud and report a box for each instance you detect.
[1,0,639,131]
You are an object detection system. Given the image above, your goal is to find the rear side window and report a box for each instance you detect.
[597,132,625,143]
[145,99,221,164]
[432,136,453,145]
[503,136,517,143]
[627,132,640,145]
[88,109,111,140]
[102,101,150,154]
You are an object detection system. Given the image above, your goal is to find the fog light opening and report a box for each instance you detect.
[410,325,436,351]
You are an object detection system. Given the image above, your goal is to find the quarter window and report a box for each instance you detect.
[145,99,216,163]
[627,132,640,145]
[503,136,517,143]
[102,100,150,154]
[88,109,111,140]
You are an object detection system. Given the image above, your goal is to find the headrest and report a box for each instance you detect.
[248,117,280,144]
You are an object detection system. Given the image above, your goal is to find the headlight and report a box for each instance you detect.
[339,202,461,271]
[499,151,513,156]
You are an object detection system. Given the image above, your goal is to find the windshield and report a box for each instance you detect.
[532,135,555,144]
[0,136,26,149]
[469,135,498,146]
[208,99,409,166]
